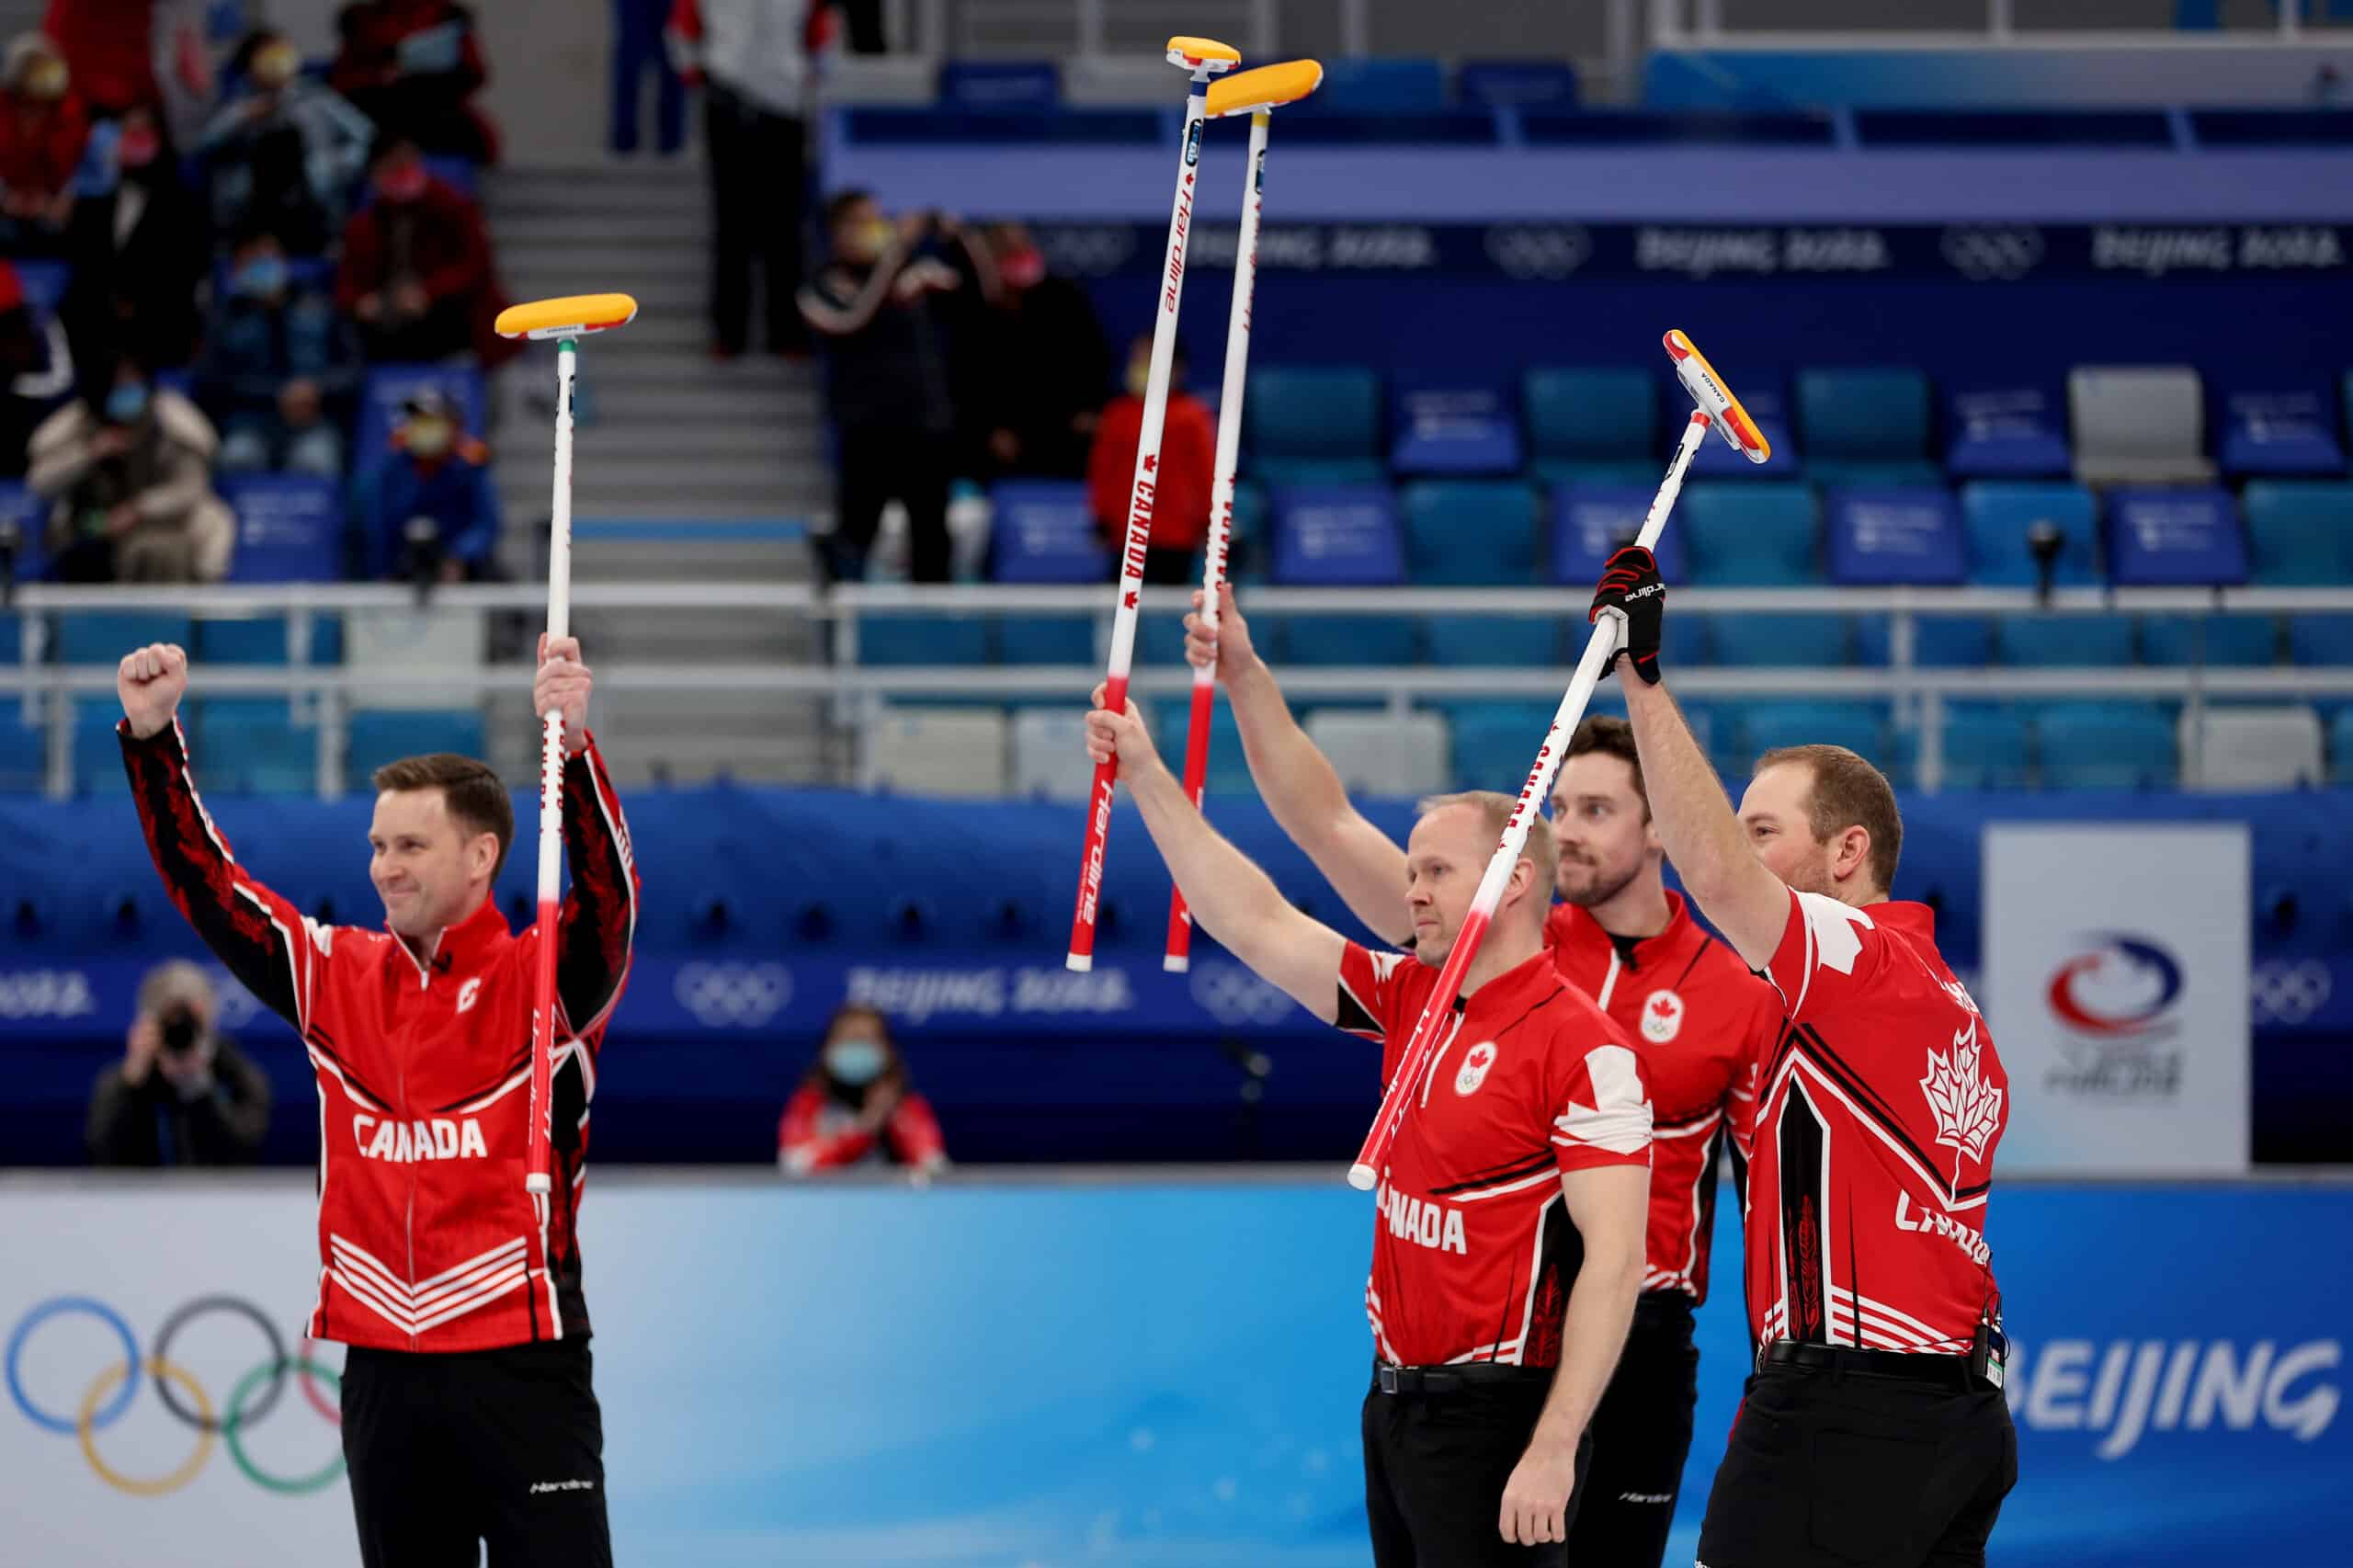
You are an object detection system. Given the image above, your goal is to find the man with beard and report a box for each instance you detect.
[1183,585,1784,1568]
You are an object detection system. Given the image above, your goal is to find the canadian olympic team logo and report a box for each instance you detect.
[6,1296,343,1495]
[1641,990,1684,1044]
[1454,1041,1498,1096]
[2046,935,2184,1039]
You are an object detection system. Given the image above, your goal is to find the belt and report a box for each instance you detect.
[1372,1361,1546,1396]
[1758,1340,1995,1392]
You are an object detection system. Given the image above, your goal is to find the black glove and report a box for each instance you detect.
[1589,544,1665,685]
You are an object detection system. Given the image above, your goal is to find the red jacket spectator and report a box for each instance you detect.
[0,35,88,217]
[41,0,158,117]
[1088,371,1216,561]
[331,0,499,162]
[777,1003,948,1175]
[335,139,516,365]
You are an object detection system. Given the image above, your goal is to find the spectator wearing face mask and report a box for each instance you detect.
[200,29,377,256]
[1086,332,1215,586]
[0,34,89,253]
[351,387,497,582]
[778,1003,948,1176]
[336,137,502,364]
[972,221,1110,483]
[40,0,162,119]
[29,360,233,582]
[197,229,361,479]
[63,102,209,373]
[0,259,74,482]
[330,0,499,164]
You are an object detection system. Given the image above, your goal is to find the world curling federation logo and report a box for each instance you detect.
[2042,934,2186,1099]
[6,1295,344,1495]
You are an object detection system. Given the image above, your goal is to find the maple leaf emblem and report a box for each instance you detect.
[1649,995,1677,1021]
[1920,1019,2003,1174]
[1466,1044,1495,1069]
[1142,454,1157,472]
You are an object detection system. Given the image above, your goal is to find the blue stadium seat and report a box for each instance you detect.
[1995,615,2136,666]
[1825,488,1966,585]
[2138,615,2279,666]
[1252,457,1389,485]
[1550,484,1689,585]
[1798,367,1930,466]
[1401,480,1537,584]
[55,611,194,665]
[1457,60,1579,109]
[1247,367,1381,474]
[1962,482,2100,585]
[197,613,344,667]
[2333,708,2353,785]
[1677,483,1819,584]
[1391,383,1521,476]
[1806,460,1947,489]
[1735,700,1891,776]
[1946,387,2071,479]
[2033,701,2176,789]
[2218,388,2346,477]
[355,365,487,462]
[1708,614,1852,667]
[938,60,1059,108]
[856,616,991,667]
[72,699,128,795]
[1661,615,1711,670]
[1148,698,1254,796]
[1268,614,1418,667]
[2290,617,2353,665]
[192,699,317,793]
[1523,368,1655,476]
[2243,482,2353,585]
[221,474,345,582]
[347,709,487,777]
[1854,615,1994,668]
[990,480,1110,584]
[0,699,39,792]
[1135,613,1190,670]
[1424,615,1557,666]
[1690,379,1795,477]
[1938,705,2033,790]
[995,617,1095,665]
[1269,485,1405,586]
[1438,700,1553,790]
[2103,487,2246,585]
[1304,58,1448,114]
[0,479,41,582]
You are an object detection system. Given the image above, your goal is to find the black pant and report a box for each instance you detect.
[1362,1364,1592,1568]
[1566,1291,1699,1568]
[831,426,953,583]
[704,85,808,355]
[342,1339,613,1568]
[1698,1359,2017,1568]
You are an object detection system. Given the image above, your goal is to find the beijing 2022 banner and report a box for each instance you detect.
[2,1176,2343,1567]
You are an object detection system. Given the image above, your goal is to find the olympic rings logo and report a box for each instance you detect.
[6,1295,344,1496]
[674,961,792,1028]
[1188,960,1298,1028]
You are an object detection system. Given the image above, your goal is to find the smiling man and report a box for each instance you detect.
[1082,688,1651,1566]
[115,634,638,1568]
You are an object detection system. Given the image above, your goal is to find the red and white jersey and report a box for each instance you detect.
[1546,894,1783,1304]
[1336,944,1653,1369]
[124,721,640,1353]
[778,1084,948,1173]
[1750,890,2006,1358]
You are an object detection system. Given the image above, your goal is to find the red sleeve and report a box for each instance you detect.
[415,195,492,303]
[1164,399,1217,550]
[778,1085,876,1173]
[1335,941,1411,1044]
[1548,1036,1654,1175]
[1758,887,1889,1026]
[1086,400,1137,540]
[885,1093,948,1170]
[44,101,88,192]
[1726,986,1784,1164]
[335,211,382,308]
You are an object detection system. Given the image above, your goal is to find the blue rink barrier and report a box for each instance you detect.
[584,1176,2349,1567]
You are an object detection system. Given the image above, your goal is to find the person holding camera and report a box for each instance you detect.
[86,960,272,1166]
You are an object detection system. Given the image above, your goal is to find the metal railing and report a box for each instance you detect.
[8,581,2353,798]
[1654,0,2338,43]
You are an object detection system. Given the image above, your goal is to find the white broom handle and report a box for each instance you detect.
[1195,108,1269,652]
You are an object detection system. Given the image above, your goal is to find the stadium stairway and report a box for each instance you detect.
[481,163,832,788]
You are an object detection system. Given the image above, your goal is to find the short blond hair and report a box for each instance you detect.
[1415,790,1560,926]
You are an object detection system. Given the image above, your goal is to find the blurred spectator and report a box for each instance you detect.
[199,28,376,256]
[1086,334,1214,585]
[352,387,497,582]
[798,192,995,584]
[40,0,158,119]
[336,137,494,363]
[87,960,271,1167]
[197,229,359,479]
[667,0,827,358]
[330,0,499,163]
[0,258,74,479]
[610,0,685,156]
[0,33,88,254]
[29,360,232,581]
[973,222,1110,481]
[778,1003,947,1176]
[62,101,207,371]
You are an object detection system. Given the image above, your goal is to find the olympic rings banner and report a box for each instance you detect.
[3,1175,2348,1567]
